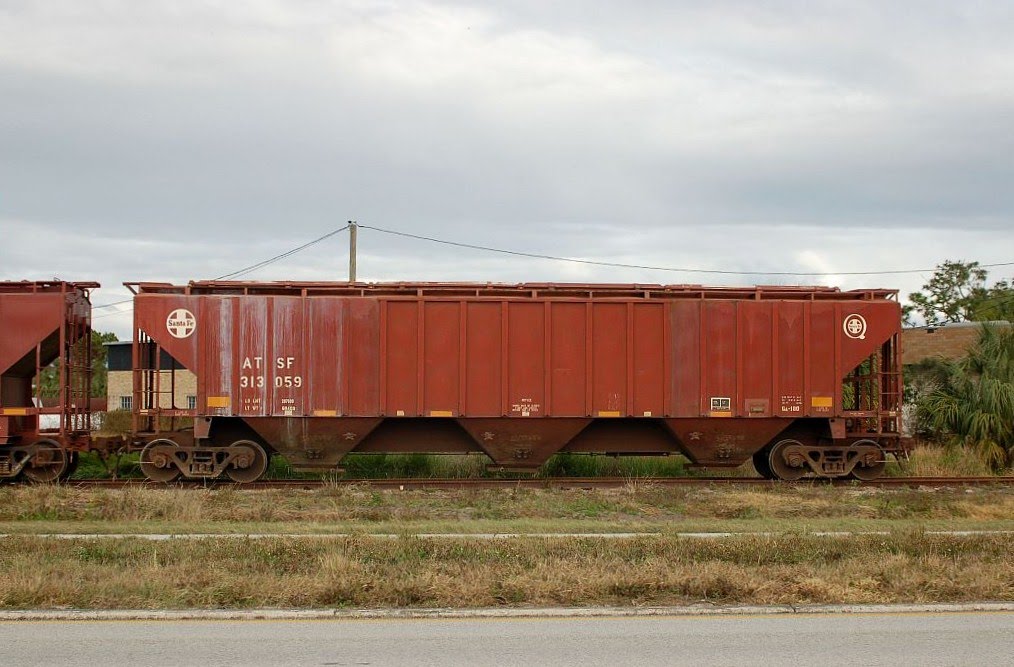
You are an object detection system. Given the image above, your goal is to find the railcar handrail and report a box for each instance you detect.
[124,281,898,301]
[0,281,100,294]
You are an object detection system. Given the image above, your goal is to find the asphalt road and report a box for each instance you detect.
[2,612,1012,666]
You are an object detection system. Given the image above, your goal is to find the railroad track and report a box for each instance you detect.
[60,476,1014,490]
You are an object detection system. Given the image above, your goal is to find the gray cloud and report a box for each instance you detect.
[1,0,1012,337]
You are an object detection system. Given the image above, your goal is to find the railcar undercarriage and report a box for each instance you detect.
[130,414,902,483]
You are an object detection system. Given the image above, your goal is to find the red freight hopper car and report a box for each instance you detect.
[0,281,97,481]
[128,281,904,482]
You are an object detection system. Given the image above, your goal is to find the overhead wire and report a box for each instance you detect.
[92,224,352,319]
[356,223,1014,277]
[88,221,1013,319]
[972,293,1014,319]
[213,224,351,281]
[92,298,132,310]
[904,291,1014,328]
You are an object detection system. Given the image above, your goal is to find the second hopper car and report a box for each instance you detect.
[126,280,904,482]
[0,281,96,481]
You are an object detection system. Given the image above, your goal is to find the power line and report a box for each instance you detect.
[974,293,1014,318]
[92,298,132,310]
[87,222,1014,319]
[92,224,353,317]
[214,224,351,280]
[357,223,1014,277]
[92,303,133,319]
[906,291,1014,327]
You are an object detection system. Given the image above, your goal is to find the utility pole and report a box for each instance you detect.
[348,220,357,283]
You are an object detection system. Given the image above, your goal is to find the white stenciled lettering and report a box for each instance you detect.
[240,375,265,389]
[511,398,540,417]
[276,356,295,369]
[242,357,263,370]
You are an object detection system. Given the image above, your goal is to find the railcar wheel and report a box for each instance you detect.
[140,439,182,483]
[225,440,268,483]
[850,440,886,481]
[59,452,80,481]
[23,440,69,483]
[768,439,807,481]
[752,448,774,479]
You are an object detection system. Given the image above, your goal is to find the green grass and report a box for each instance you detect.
[2,481,1011,609]
[69,443,1008,482]
[67,451,707,481]
[1,516,1012,536]
[2,484,1011,535]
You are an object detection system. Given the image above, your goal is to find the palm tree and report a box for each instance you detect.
[917,324,1014,470]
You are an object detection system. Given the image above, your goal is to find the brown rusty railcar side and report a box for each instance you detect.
[127,282,904,482]
[0,280,99,481]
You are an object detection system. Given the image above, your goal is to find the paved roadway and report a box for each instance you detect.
[2,612,1011,666]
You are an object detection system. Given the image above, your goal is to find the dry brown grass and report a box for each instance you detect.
[3,483,1010,610]
[887,444,1002,477]
[1,484,1013,532]
[0,533,1010,609]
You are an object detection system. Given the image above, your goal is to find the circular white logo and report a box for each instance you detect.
[166,309,196,339]
[843,314,867,340]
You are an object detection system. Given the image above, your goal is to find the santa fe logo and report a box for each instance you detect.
[166,309,197,339]
[842,313,867,340]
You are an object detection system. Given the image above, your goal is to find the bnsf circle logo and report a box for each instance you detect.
[843,313,867,340]
[166,309,196,339]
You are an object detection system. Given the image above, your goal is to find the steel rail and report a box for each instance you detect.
[56,476,1014,490]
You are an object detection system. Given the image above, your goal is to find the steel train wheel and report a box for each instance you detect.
[752,448,774,479]
[768,439,808,481]
[850,440,886,481]
[59,452,80,481]
[140,439,182,483]
[23,439,69,483]
[225,440,269,483]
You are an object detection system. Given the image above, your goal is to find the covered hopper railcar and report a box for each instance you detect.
[127,281,905,482]
[0,281,97,481]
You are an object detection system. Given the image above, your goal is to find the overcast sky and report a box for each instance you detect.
[1,1,1012,337]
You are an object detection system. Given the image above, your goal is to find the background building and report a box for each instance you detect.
[105,341,196,412]
[902,321,1011,365]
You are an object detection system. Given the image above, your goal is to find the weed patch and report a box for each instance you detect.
[1,484,1012,531]
[0,533,1010,609]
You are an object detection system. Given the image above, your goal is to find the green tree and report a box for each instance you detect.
[904,260,1013,325]
[917,324,1014,470]
[968,279,1014,322]
[38,330,119,398]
